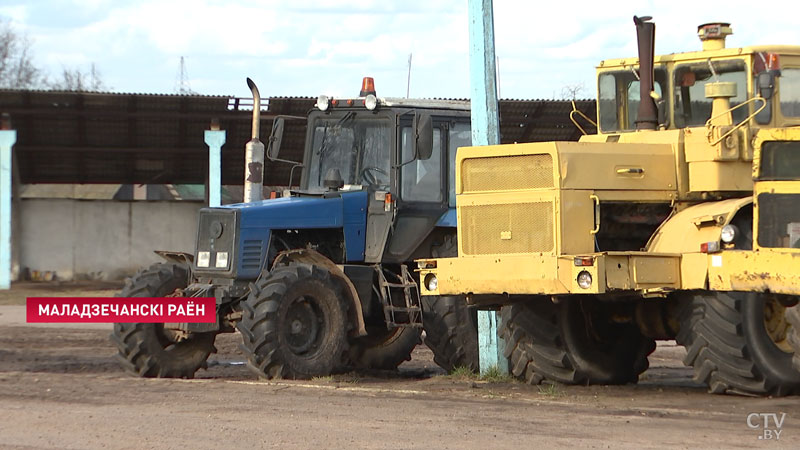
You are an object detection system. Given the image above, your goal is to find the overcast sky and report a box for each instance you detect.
[3,0,800,100]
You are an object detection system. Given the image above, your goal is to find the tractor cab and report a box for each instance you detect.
[594,23,800,134]
[269,77,472,264]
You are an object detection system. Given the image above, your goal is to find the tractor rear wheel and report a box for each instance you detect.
[238,263,350,379]
[349,326,421,370]
[421,295,479,372]
[501,297,655,385]
[111,263,216,378]
[677,292,800,396]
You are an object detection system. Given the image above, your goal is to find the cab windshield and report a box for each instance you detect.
[306,114,392,190]
[674,60,747,127]
[598,67,667,132]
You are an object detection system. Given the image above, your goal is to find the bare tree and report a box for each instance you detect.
[0,18,42,89]
[560,82,586,100]
[48,63,106,91]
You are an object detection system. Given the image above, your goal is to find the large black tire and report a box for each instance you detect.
[501,298,655,385]
[677,292,800,396]
[788,304,800,372]
[111,263,216,378]
[349,327,422,370]
[421,295,479,372]
[238,263,350,379]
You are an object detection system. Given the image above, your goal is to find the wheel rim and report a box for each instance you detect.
[763,297,793,354]
[284,295,323,355]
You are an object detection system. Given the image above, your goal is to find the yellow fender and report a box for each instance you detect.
[646,197,752,289]
[648,197,752,254]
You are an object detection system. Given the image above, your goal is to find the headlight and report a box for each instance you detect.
[424,273,438,291]
[577,270,593,289]
[197,251,211,268]
[720,224,738,244]
[316,94,330,111]
[364,94,378,111]
[215,252,228,268]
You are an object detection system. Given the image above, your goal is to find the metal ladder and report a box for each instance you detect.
[374,265,423,329]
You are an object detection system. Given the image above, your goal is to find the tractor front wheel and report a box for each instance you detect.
[111,263,216,378]
[677,292,800,396]
[787,304,800,372]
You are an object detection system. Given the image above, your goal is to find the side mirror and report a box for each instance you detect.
[758,71,778,100]
[414,113,433,160]
[267,117,285,160]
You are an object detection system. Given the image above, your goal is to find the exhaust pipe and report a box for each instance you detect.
[244,78,264,203]
[633,16,658,131]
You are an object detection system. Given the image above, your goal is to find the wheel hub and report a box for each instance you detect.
[763,297,793,354]
[284,297,322,355]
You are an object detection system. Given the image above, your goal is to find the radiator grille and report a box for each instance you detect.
[241,239,264,270]
[461,201,554,255]
[462,154,554,192]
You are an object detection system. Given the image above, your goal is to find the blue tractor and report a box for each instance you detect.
[112,78,479,378]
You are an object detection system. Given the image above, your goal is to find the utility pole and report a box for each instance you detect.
[468,0,508,375]
[406,53,413,98]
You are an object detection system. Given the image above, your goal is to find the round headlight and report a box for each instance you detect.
[316,94,330,111]
[720,224,738,244]
[364,94,378,111]
[424,273,438,291]
[577,270,593,289]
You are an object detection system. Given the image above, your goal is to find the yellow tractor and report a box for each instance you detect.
[417,17,800,396]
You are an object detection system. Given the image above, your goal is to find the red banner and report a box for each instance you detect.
[26,297,216,323]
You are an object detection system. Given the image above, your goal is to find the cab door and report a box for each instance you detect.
[382,121,448,263]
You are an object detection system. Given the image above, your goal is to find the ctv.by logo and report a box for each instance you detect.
[746,412,786,440]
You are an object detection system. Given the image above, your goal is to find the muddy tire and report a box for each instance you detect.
[238,263,349,379]
[349,327,422,370]
[788,304,800,372]
[111,263,216,378]
[676,292,800,396]
[501,298,655,385]
[421,296,479,372]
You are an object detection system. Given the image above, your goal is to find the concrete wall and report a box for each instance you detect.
[18,199,203,280]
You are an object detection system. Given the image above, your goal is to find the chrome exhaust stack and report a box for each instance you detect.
[243,77,264,203]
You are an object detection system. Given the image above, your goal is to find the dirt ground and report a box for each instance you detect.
[1,283,799,449]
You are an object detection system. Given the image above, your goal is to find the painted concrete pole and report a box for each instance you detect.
[468,0,508,374]
[0,117,17,290]
[204,119,226,207]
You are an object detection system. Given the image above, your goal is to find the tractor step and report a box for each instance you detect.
[375,265,423,329]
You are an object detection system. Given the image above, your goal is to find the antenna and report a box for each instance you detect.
[175,56,197,95]
[406,53,412,98]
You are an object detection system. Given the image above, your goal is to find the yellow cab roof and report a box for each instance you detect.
[598,45,800,69]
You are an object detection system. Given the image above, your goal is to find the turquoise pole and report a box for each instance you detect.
[467,0,508,374]
[204,129,226,207]
[0,129,17,289]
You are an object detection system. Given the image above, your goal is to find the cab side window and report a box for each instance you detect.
[400,126,443,203]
